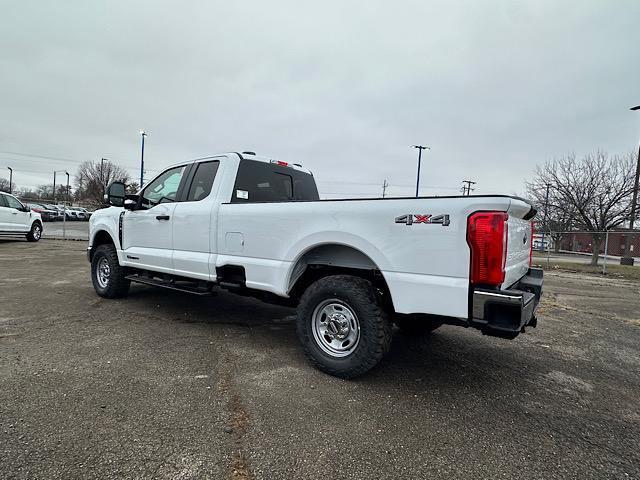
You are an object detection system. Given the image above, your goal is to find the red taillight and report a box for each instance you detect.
[271,160,289,167]
[467,211,509,286]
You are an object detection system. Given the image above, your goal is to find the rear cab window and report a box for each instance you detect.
[232,160,319,203]
[185,161,220,202]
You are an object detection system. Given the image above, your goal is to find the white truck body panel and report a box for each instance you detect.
[89,153,535,321]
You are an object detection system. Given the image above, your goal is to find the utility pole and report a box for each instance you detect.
[411,145,430,197]
[7,167,12,194]
[382,179,388,198]
[461,180,476,196]
[621,105,640,266]
[139,130,147,188]
[541,183,550,252]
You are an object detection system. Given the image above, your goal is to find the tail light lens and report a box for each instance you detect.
[467,211,509,286]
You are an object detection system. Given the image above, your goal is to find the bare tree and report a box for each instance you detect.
[0,177,15,193]
[75,160,131,204]
[33,184,69,202]
[126,182,140,194]
[526,185,577,253]
[528,151,636,265]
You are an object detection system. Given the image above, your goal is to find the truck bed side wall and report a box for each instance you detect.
[217,197,514,318]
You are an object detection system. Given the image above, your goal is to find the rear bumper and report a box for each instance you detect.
[470,268,543,339]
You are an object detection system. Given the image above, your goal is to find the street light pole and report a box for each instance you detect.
[139,130,147,188]
[101,158,107,197]
[65,172,70,205]
[411,145,430,197]
[621,105,640,266]
[53,170,66,205]
[7,167,12,194]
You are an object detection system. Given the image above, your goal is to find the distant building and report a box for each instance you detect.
[559,229,640,256]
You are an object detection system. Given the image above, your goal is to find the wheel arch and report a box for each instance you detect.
[286,242,394,311]
[89,230,116,261]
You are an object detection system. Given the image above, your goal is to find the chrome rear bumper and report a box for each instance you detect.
[470,268,543,339]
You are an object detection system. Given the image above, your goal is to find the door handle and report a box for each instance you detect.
[11,212,18,215]
[155,215,170,221]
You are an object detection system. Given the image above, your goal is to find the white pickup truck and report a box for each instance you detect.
[88,152,542,378]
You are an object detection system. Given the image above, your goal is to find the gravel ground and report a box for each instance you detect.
[1,239,639,479]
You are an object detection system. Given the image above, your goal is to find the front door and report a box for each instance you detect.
[3,194,31,232]
[122,164,189,273]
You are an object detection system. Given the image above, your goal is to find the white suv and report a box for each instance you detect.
[0,191,43,241]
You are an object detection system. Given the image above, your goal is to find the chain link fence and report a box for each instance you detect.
[532,230,640,275]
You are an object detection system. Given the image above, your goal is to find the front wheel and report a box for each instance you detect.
[296,275,392,379]
[26,222,42,242]
[91,244,130,298]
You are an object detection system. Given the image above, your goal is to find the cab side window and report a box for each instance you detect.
[0,194,7,207]
[186,161,219,202]
[5,195,23,209]
[141,165,187,208]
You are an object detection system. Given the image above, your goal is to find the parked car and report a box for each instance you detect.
[88,152,542,378]
[56,205,79,221]
[0,191,43,241]
[27,203,58,222]
[73,207,92,220]
[43,204,64,221]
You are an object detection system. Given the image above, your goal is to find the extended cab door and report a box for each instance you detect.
[122,164,190,273]
[172,159,222,280]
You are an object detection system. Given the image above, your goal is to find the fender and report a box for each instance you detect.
[284,230,392,290]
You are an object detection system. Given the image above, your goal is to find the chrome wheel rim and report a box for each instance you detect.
[96,257,111,289]
[33,225,41,240]
[312,299,360,357]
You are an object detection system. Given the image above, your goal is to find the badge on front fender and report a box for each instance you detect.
[395,214,450,226]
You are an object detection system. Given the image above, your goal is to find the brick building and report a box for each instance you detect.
[559,229,640,256]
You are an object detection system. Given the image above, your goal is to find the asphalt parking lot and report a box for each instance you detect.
[1,240,639,479]
[42,221,89,241]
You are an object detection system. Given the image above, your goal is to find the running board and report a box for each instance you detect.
[125,274,213,296]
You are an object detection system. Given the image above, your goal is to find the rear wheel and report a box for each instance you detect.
[91,244,130,298]
[26,222,42,242]
[296,275,392,378]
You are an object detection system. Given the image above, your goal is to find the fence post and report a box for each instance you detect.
[602,230,609,275]
[62,204,66,240]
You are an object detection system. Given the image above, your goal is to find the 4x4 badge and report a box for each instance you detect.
[395,214,450,226]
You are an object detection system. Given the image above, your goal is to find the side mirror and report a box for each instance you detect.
[106,181,126,207]
[22,205,30,212]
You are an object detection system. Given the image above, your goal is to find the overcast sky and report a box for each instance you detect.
[1,0,639,198]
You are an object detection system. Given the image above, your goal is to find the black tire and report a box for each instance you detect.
[26,221,42,242]
[91,244,130,298]
[394,315,443,336]
[296,275,392,379]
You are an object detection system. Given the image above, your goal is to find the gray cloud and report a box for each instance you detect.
[1,0,639,197]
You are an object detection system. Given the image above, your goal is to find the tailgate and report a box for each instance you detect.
[503,199,534,288]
